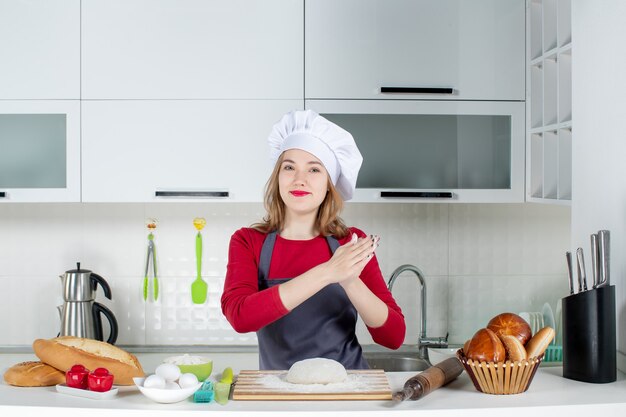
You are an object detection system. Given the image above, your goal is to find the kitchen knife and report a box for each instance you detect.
[565,251,574,295]
[392,357,463,401]
[576,248,587,292]
[598,230,610,287]
[590,233,600,288]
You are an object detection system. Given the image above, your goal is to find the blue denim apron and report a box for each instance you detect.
[256,231,368,370]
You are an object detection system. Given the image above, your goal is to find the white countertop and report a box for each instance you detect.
[2,352,626,417]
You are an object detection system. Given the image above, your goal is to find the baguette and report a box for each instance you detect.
[33,336,144,385]
[3,361,65,387]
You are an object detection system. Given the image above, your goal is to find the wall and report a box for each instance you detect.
[0,203,569,348]
[572,1,626,371]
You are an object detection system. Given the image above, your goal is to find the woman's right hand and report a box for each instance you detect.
[322,233,380,284]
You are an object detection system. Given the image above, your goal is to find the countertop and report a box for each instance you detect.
[1,352,626,416]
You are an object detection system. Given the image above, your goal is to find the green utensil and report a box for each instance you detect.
[152,239,159,301]
[191,230,207,304]
[143,233,152,301]
[143,219,159,302]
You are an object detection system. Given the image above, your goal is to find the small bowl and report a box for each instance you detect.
[428,347,461,365]
[176,362,213,382]
[163,355,213,382]
[456,349,543,395]
[133,377,202,404]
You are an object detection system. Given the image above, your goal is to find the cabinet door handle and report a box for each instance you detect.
[155,190,229,198]
[0,192,6,198]
[380,191,453,199]
[380,87,454,94]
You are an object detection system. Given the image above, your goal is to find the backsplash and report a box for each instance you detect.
[0,203,570,347]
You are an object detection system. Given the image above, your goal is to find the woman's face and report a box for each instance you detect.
[278,149,329,217]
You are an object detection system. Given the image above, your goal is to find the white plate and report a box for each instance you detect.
[519,312,531,330]
[133,377,202,404]
[542,302,556,331]
[555,299,562,345]
[56,384,118,400]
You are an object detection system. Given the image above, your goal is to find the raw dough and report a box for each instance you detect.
[285,358,348,385]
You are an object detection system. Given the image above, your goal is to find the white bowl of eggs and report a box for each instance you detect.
[134,363,202,404]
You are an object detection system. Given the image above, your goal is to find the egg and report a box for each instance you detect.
[143,374,166,389]
[164,381,181,390]
[178,372,199,389]
[155,363,181,382]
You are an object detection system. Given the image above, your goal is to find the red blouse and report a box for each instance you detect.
[220,226,406,349]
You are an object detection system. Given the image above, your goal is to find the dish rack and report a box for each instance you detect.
[543,345,563,363]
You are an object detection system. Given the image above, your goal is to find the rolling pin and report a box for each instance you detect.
[393,357,463,401]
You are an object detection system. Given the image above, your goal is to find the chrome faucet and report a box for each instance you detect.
[388,264,448,360]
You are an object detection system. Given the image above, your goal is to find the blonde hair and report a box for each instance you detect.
[252,153,350,238]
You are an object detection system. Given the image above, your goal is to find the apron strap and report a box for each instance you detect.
[258,231,277,282]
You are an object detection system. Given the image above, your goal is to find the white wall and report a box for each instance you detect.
[0,203,569,348]
[572,1,626,371]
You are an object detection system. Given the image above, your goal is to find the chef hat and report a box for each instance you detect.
[268,110,363,200]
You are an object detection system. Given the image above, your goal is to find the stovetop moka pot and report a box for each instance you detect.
[57,262,118,344]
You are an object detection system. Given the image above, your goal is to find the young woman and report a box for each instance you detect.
[221,110,406,370]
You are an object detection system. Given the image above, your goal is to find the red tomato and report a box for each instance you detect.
[87,367,114,392]
[65,364,89,389]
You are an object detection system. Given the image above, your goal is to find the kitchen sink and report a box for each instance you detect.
[363,352,431,372]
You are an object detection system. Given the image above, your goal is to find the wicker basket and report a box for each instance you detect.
[456,349,543,395]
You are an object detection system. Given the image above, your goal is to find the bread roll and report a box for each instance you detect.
[33,336,144,385]
[463,339,471,355]
[500,335,527,361]
[466,328,506,363]
[487,312,532,345]
[525,327,555,359]
[3,361,65,387]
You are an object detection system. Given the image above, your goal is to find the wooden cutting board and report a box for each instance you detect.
[233,369,392,401]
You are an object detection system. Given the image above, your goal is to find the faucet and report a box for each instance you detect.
[388,264,448,359]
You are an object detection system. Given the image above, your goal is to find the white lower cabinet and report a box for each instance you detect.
[81,100,302,202]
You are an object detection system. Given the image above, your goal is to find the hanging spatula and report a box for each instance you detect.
[191,218,207,304]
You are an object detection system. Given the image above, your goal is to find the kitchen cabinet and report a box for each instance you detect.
[527,0,572,204]
[308,100,525,203]
[305,0,525,101]
[81,0,303,100]
[82,100,301,202]
[0,101,81,202]
[0,0,80,99]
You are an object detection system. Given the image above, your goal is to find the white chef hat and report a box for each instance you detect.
[268,110,363,200]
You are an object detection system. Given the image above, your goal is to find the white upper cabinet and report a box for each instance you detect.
[0,0,80,99]
[309,100,525,203]
[81,0,303,99]
[82,100,301,202]
[305,0,525,101]
[0,101,81,202]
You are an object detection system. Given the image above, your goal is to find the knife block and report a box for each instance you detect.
[562,285,616,383]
